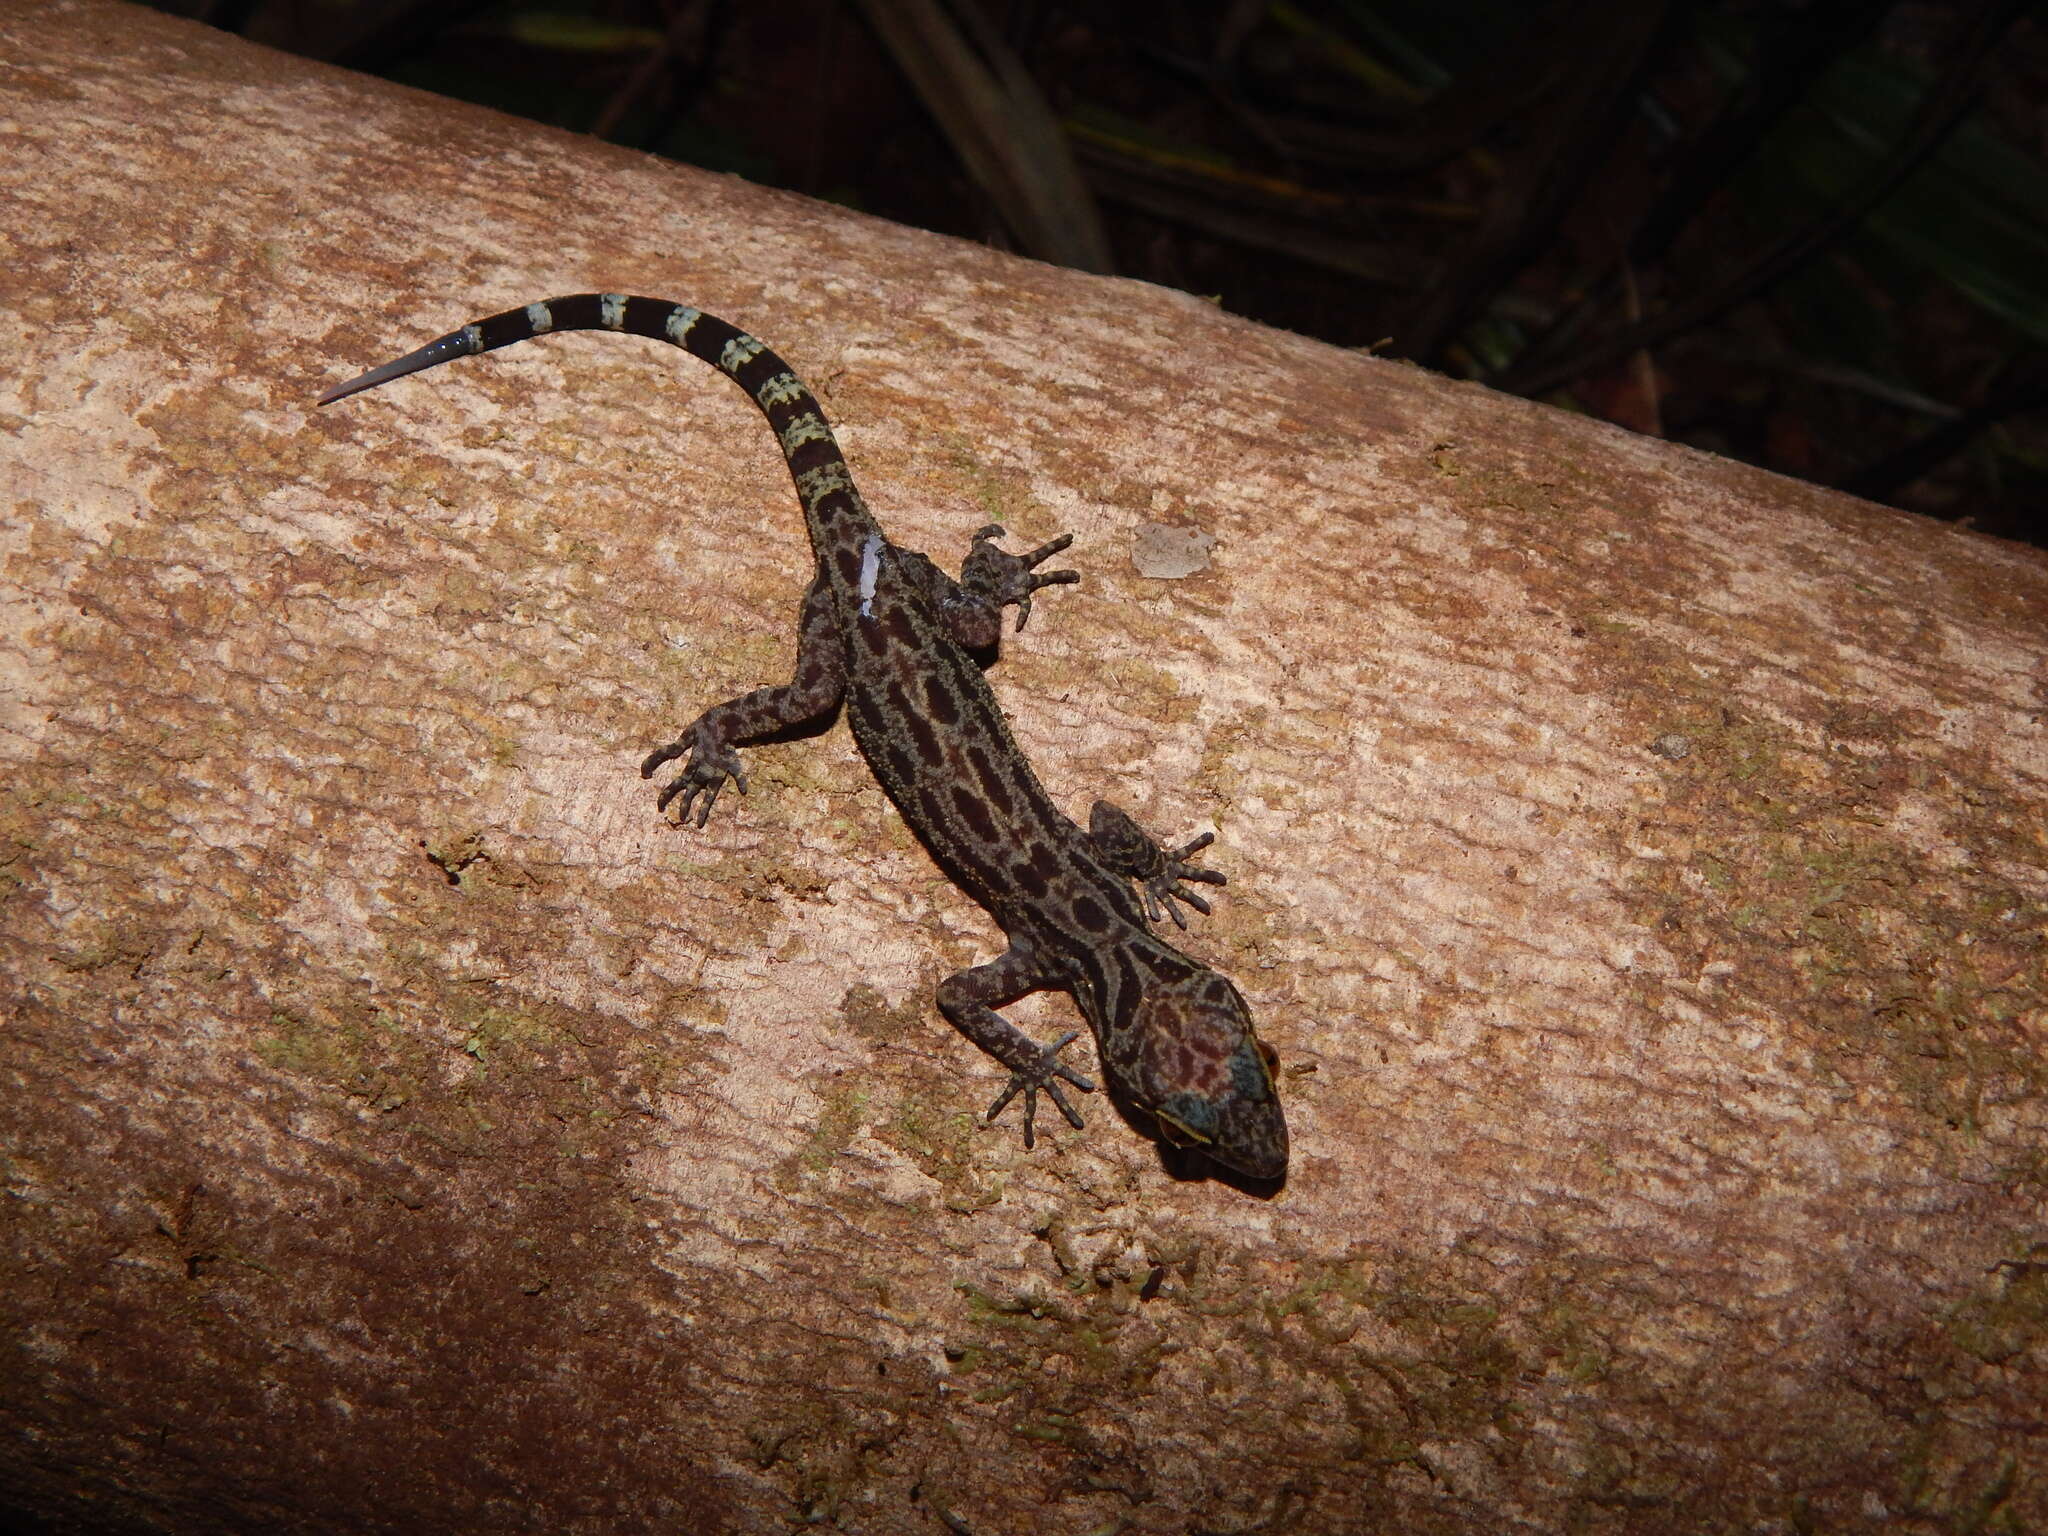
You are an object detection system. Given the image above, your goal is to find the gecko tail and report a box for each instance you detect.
[316,294,876,553]
[317,328,482,405]
[316,296,718,408]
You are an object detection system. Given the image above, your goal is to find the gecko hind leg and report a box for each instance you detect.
[937,945,1095,1149]
[1088,801,1227,929]
[641,571,846,826]
[964,524,1079,634]
[930,524,1079,649]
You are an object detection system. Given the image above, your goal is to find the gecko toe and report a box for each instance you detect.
[986,1029,1095,1149]
[650,737,747,826]
[1043,1078,1087,1131]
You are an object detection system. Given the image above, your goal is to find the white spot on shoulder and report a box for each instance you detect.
[857,533,884,619]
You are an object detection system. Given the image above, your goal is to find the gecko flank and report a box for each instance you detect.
[320,293,1288,1181]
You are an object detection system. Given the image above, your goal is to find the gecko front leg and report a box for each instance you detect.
[1088,801,1228,929]
[936,944,1095,1148]
[641,571,846,826]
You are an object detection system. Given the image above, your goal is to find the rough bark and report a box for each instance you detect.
[3,4,2044,1533]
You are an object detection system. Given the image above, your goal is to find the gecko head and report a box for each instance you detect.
[1121,969,1288,1182]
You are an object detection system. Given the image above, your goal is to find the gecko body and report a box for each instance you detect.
[320,294,1287,1181]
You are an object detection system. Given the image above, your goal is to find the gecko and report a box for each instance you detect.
[319,293,1288,1181]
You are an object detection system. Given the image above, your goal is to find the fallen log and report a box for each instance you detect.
[2,4,2043,1532]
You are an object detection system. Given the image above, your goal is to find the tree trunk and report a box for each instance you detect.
[2,4,2043,1532]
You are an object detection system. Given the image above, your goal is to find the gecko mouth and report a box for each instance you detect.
[1150,1106,1211,1150]
[1204,1139,1287,1183]
[1145,1098,1287,1182]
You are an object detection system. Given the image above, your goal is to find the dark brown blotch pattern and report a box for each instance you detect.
[406,295,1286,1176]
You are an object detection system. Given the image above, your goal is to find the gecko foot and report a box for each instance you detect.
[962,524,1079,632]
[985,1030,1095,1149]
[1141,830,1226,929]
[641,728,748,828]
[1087,802,1227,929]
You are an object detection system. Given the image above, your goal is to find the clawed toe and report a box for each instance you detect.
[641,734,747,827]
[962,525,1081,633]
[1143,855,1226,928]
[986,1030,1096,1149]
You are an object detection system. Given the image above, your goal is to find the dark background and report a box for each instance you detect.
[155,0,2048,543]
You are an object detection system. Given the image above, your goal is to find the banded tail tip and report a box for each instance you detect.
[316,327,483,406]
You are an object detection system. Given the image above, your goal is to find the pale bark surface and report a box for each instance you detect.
[3,4,2045,1532]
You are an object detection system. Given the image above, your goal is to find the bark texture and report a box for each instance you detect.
[3,4,2045,1532]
